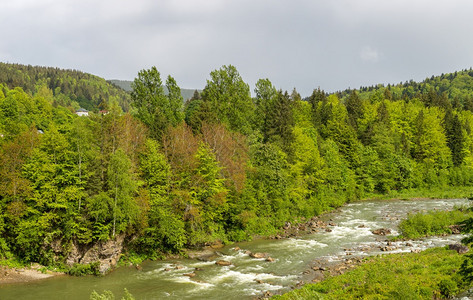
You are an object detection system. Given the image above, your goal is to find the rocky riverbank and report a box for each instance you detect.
[0,264,64,284]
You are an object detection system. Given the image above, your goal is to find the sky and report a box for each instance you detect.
[1,0,472,96]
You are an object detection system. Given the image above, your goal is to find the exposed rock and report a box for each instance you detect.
[183,272,196,278]
[266,257,275,262]
[249,252,267,259]
[371,228,391,235]
[263,291,272,298]
[358,224,366,228]
[411,249,421,253]
[233,247,241,251]
[325,228,332,233]
[215,260,232,266]
[449,225,462,234]
[195,267,203,271]
[449,243,469,254]
[255,279,264,284]
[64,234,125,274]
[405,242,413,247]
[209,241,224,249]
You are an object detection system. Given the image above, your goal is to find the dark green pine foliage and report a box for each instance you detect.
[345,90,364,131]
[444,111,465,166]
[263,91,295,155]
[308,88,327,130]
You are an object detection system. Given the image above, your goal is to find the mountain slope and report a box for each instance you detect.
[0,62,131,111]
[337,68,473,109]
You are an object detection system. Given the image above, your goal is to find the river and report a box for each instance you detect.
[0,198,470,299]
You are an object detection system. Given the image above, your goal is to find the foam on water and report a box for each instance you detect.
[271,238,328,250]
[211,269,295,285]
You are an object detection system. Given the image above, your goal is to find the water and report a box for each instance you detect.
[0,198,470,299]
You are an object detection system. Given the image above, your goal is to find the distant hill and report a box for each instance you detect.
[0,62,131,111]
[108,79,201,101]
[336,68,473,108]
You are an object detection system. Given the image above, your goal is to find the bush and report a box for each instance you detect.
[439,278,458,298]
[68,262,100,276]
[398,209,473,239]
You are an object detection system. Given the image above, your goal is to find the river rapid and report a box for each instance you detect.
[0,198,470,299]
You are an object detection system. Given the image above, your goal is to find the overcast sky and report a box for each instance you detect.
[1,0,472,96]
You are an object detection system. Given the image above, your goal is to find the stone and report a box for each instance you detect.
[371,228,391,235]
[249,252,267,259]
[215,260,232,266]
[449,243,469,254]
[266,257,275,262]
[183,273,196,278]
[449,225,462,234]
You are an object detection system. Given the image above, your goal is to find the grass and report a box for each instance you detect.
[397,207,473,239]
[274,247,472,300]
[363,186,473,201]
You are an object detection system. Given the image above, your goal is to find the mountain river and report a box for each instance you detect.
[0,198,470,299]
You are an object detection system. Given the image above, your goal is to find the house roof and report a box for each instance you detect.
[76,108,88,112]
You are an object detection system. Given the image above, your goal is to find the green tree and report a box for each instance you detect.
[201,65,254,134]
[131,67,183,139]
[165,75,184,127]
[107,149,138,237]
[254,78,277,132]
[263,91,294,155]
[139,139,186,253]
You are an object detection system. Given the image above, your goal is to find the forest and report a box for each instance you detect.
[1,63,473,268]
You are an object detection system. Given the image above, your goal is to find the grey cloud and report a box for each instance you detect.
[1,0,473,96]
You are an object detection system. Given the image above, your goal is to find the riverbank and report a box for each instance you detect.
[0,265,64,284]
[272,247,472,299]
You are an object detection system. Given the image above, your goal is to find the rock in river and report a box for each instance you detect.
[249,252,267,259]
[215,260,232,266]
[371,228,391,235]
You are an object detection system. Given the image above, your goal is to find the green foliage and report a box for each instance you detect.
[275,248,470,300]
[107,149,138,237]
[130,67,183,139]
[0,62,131,112]
[3,62,473,273]
[201,65,254,134]
[398,208,473,239]
[68,262,100,276]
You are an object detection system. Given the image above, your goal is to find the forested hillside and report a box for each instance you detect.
[0,63,131,112]
[1,64,473,271]
[339,68,473,110]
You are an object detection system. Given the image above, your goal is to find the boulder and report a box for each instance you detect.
[249,252,267,259]
[449,225,462,234]
[371,228,391,235]
[183,273,196,278]
[449,243,469,254]
[215,260,232,266]
[266,257,275,262]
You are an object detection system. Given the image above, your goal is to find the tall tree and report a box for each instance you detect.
[201,65,254,134]
[131,67,183,139]
[107,149,137,237]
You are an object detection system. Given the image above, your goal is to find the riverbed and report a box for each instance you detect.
[0,198,469,299]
